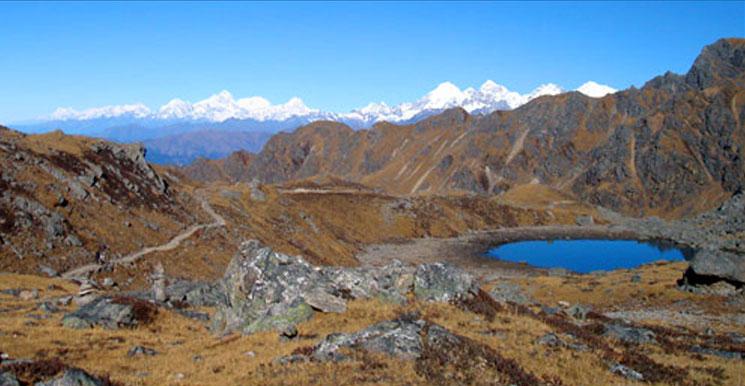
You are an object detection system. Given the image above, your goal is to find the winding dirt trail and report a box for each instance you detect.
[62,193,225,279]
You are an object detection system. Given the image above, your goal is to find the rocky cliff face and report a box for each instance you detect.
[184,38,745,218]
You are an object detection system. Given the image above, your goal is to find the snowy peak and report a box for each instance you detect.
[155,92,316,122]
[43,79,617,124]
[50,103,151,121]
[576,81,617,97]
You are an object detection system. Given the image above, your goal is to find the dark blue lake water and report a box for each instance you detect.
[485,239,687,273]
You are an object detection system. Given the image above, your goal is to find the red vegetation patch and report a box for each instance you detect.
[508,302,694,385]
[416,323,561,386]
[0,358,66,384]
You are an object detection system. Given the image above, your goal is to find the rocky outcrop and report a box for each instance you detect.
[0,128,193,276]
[310,315,431,361]
[210,240,335,335]
[210,240,478,335]
[34,369,109,386]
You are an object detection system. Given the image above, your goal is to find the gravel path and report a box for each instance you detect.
[61,192,226,279]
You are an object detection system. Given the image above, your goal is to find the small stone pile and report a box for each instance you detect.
[73,280,100,306]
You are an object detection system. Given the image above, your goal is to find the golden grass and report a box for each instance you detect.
[2,270,744,385]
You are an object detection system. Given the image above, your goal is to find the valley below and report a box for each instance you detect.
[0,38,744,385]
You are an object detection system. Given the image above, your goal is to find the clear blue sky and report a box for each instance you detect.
[1,1,743,123]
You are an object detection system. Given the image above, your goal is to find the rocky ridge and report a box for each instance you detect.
[0,127,195,275]
[183,38,745,218]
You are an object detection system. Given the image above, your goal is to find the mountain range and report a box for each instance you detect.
[182,38,745,218]
[10,81,616,164]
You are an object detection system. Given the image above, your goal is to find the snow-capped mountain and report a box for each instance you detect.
[13,80,616,165]
[340,81,565,124]
[36,80,615,126]
[575,81,617,98]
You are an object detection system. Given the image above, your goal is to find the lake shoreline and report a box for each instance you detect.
[356,224,657,278]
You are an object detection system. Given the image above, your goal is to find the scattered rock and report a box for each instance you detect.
[610,364,644,381]
[567,303,591,321]
[0,289,21,297]
[690,345,744,360]
[275,354,308,365]
[630,274,642,283]
[536,333,564,347]
[101,278,115,288]
[38,265,59,278]
[488,283,533,305]
[279,325,299,341]
[62,296,157,330]
[18,289,38,301]
[604,324,656,345]
[38,302,60,314]
[127,346,158,357]
[575,215,594,226]
[541,306,561,316]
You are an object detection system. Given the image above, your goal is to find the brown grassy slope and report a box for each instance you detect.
[1,264,743,386]
[0,128,202,275]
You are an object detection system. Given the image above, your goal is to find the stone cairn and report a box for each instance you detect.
[73,280,100,306]
[151,262,167,302]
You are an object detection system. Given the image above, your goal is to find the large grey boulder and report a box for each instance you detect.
[414,263,477,302]
[312,317,427,362]
[210,240,342,335]
[62,296,157,330]
[211,241,479,336]
[687,248,745,285]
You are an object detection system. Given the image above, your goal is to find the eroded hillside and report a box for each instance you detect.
[185,38,745,218]
[0,128,203,276]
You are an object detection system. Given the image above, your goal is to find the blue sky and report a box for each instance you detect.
[1,1,743,123]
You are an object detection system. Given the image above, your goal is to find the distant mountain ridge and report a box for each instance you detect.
[9,80,616,165]
[31,80,614,126]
